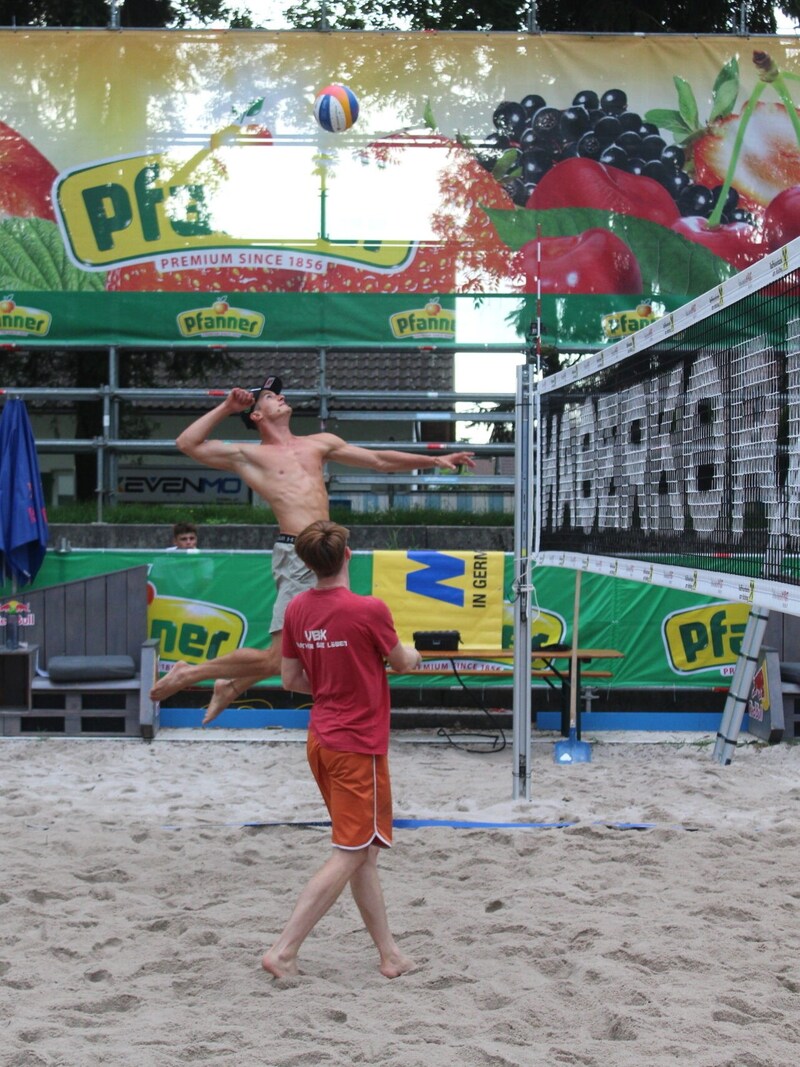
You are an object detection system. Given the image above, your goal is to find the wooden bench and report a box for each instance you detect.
[1,567,159,739]
[28,641,160,738]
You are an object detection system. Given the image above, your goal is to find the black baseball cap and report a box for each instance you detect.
[241,375,283,430]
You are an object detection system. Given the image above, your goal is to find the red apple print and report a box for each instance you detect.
[670,216,763,270]
[239,124,272,144]
[0,120,58,221]
[515,228,642,295]
[763,186,800,252]
[527,158,680,227]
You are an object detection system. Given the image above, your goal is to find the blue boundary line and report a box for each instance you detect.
[162,817,677,832]
[394,817,578,829]
[162,707,311,728]
[161,707,732,732]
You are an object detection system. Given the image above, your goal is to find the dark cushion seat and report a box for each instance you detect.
[46,655,137,683]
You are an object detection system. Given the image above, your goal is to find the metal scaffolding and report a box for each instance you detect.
[1,344,523,520]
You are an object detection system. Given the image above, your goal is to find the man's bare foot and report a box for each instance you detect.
[150,661,197,702]
[262,948,299,978]
[380,951,415,979]
[201,679,244,726]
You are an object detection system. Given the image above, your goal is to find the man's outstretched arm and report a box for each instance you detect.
[325,437,475,473]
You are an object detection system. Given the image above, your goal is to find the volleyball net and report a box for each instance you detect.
[534,237,800,616]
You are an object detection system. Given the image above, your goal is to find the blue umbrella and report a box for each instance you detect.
[0,397,49,590]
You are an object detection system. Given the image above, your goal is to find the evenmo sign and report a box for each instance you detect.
[118,468,248,503]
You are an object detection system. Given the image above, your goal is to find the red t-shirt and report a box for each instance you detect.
[282,585,400,755]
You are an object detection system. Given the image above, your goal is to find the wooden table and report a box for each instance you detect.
[412,647,624,738]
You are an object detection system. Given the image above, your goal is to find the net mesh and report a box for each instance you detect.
[535,240,800,611]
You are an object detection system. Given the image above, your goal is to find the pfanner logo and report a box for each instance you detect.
[601,303,657,339]
[389,302,456,340]
[54,153,415,273]
[177,300,265,339]
[150,595,246,666]
[662,602,751,675]
[0,298,51,337]
[529,612,567,661]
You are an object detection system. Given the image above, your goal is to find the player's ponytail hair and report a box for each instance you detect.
[294,520,350,578]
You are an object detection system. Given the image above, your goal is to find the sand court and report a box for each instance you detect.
[1,732,799,1067]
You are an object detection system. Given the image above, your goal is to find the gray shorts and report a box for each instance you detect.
[270,540,315,634]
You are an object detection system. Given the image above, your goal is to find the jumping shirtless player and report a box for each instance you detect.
[150,376,475,721]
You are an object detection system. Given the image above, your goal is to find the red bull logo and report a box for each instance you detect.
[0,599,35,625]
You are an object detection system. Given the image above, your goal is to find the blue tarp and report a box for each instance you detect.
[0,398,49,588]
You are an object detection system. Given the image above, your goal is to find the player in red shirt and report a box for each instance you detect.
[262,520,421,980]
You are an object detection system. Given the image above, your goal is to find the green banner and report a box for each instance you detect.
[1,31,798,348]
[2,549,748,690]
[0,291,457,347]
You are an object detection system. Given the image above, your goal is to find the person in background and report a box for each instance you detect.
[261,519,420,980]
[167,522,198,551]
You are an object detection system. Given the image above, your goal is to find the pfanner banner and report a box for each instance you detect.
[0,30,798,349]
[0,548,755,691]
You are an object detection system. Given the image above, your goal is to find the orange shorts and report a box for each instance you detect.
[307,732,393,850]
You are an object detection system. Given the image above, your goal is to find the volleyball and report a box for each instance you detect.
[314,84,359,133]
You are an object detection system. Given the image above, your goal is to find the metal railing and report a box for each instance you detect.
[2,354,520,521]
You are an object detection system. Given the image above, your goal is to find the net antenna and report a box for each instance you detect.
[527,236,800,766]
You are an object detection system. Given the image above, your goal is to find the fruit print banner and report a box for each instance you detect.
[0,30,798,349]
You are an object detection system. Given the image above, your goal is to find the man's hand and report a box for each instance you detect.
[226,387,257,413]
[176,387,254,462]
[434,451,476,471]
[387,641,424,674]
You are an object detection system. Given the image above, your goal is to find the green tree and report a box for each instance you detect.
[0,0,253,28]
[282,0,525,30]
[532,0,781,33]
[282,0,798,34]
